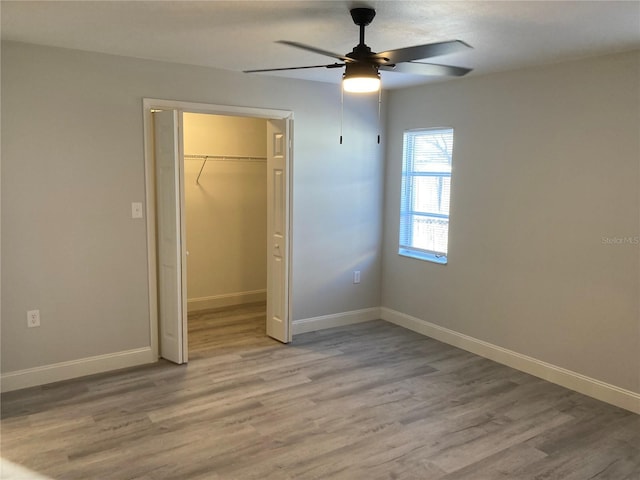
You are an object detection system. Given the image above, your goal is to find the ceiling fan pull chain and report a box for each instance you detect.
[340,86,344,145]
[377,89,382,145]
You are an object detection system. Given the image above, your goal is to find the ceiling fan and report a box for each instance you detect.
[244,7,473,92]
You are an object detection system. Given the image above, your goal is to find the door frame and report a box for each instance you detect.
[142,98,294,360]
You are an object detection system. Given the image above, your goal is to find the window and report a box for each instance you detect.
[399,128,454,264]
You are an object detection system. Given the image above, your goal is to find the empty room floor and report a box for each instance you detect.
[1,304,639,479]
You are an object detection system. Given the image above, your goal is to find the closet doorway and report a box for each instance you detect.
[143,99,293,364]
[183,113,268,356]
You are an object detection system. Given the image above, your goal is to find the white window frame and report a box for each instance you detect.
[399,127,454,264]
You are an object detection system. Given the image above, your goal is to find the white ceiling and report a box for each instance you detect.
[2,1,639,90]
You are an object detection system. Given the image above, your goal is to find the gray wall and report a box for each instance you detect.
[3,40,637,398]
[1,41,384,373]
[382,51,640,392]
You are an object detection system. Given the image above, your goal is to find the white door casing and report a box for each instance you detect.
[144,99,293,360]
[153,110,187,364]
[266,119,291,343]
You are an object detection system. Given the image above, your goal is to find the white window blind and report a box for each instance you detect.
[399,128,454,264]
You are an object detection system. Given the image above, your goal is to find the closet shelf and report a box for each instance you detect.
[185,154,267,185]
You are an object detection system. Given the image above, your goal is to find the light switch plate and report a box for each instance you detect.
[131,202,143,219]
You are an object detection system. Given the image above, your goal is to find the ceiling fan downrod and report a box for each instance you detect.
[350,7,376,48]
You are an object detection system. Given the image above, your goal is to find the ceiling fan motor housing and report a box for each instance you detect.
[348,43,374,61]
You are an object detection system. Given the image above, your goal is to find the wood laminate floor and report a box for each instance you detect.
[1,303,639,480]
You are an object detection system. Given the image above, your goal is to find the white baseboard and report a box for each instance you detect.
[5,307,636,414]
[1,347,155,393]
[380,308,640,414]
[293,307,381,335]
[187,289,266,312]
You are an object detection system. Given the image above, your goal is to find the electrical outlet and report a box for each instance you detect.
[27,310,40,328]
[353,270,361,284]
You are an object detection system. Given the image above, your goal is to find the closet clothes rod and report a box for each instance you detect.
[186,154,267,185]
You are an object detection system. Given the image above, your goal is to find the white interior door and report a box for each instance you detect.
[153,110,187,363]
[266,119,291,343]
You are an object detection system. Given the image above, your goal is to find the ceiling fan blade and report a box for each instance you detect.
[380,62,472,77]
[277,40,353,63]
[374,40,472,64]
[244,63,344,73]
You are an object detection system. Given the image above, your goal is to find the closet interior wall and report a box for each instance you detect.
[183,113,268,312]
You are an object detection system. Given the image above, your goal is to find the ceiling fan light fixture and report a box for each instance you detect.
[342,63,381,93]
[343,75,381,93]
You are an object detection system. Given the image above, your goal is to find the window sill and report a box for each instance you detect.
[398,248,447,265]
